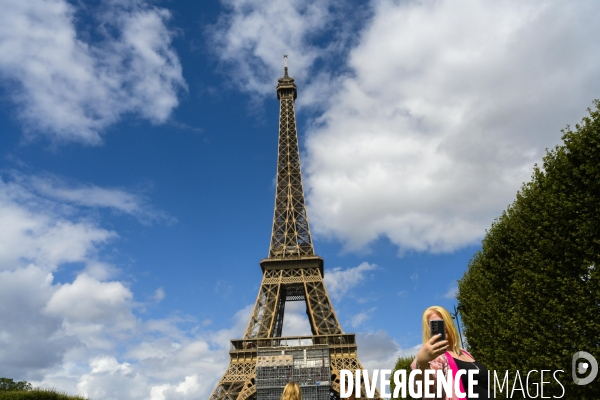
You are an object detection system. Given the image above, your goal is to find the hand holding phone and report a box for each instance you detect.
[416,320,449,367]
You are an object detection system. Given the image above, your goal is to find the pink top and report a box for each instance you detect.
[410,350,473,400]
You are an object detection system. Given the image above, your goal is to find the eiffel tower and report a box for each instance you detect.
[209,57,379,400]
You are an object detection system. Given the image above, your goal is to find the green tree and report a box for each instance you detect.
[390,356,419,400]
[458,100,600,399]
[0,378,31,392]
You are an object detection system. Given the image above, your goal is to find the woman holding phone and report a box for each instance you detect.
[411,306,490,400]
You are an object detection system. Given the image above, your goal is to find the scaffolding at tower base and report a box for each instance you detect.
[256,345,331,400]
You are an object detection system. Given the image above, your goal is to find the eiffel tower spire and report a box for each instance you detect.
[269,55,314,258]
[208,56,380,400]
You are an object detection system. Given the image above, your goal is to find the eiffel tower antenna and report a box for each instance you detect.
[209,57,380,400]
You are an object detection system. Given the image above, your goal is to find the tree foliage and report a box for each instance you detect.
[390,356,419,400]
[0,379,31,392]
[0,379,86,400]
[458,100,600,398]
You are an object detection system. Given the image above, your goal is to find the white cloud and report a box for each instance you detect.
[75,356,147,400]
[0,176,116,271]
[208,0,351,104]
[150,376,201,400]
[305,0,600,254]
[281,301,313,336]
[350,307,376,328]
[211,0,600,255]
[324,262,377,301]
[443,285,458,300]
[0,173,134,377]
[152,287,166,303]
[0,172,238,399]
[0,0,186,145]
[356,330,419,371]
[74,352,212,400]
[44,274,137,350]
[11,172,173,224]
[209,0,325,94]
[0,265,77,379]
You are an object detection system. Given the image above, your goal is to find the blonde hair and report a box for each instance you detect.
[421,306,461,355]
[280,382,301,400]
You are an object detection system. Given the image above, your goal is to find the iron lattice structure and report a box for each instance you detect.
[269,66,314,259]
[209,59,380,400]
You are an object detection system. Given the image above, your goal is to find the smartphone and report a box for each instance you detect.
[430,319,446,341]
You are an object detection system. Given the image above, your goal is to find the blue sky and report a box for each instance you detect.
[1,0,600,398]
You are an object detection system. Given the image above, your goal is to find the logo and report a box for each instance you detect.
[572,351,598,385]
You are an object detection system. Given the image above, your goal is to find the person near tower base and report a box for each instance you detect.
[410,306,490,400]
[281,381,302,400]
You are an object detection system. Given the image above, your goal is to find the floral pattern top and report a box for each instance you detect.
[410,352,467,400]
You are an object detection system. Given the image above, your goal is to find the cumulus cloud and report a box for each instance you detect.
[0,0,186,145]
[45,273,137,349]
[0,176,116,271]
[46,274,133,324]
[324,262,377,301]
[73,343,221,400]
[0,173,121,379]
[0,265,77,379]
[211,0,600,255]
[0,170,412,399]
[0,172,238,399]
[305,0,600,253]
[149,375,201,400]
[356,330,419,371]
[208,0,327,95]
[207,0,360,107]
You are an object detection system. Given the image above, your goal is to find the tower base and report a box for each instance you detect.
[209,335,381,400]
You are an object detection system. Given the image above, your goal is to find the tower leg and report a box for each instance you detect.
[209,361,256,400]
